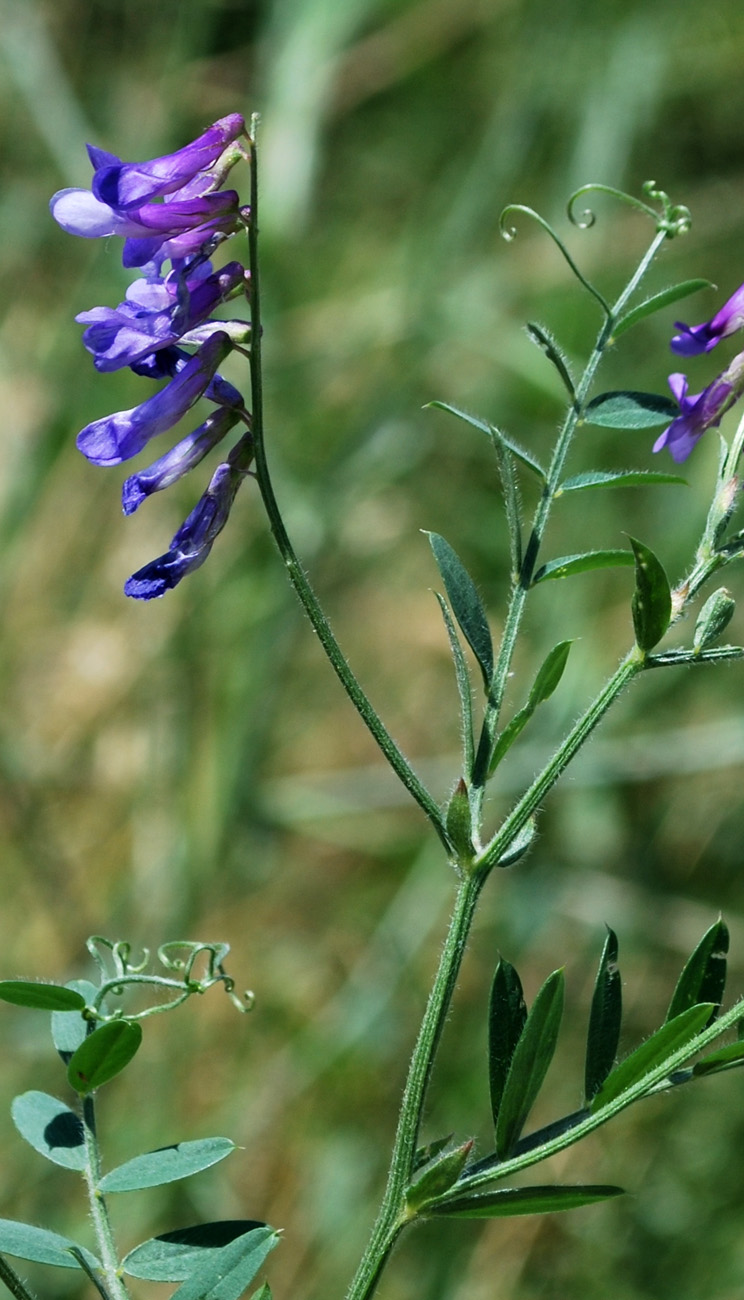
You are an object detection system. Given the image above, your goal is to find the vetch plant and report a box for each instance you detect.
[8,120,744,1298]
[0,938,278,1300]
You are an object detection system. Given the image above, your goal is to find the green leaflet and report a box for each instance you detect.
[495,969,564,1158]
[693,1041,744,1078]
[583,391,678,429]
[427,532,493,688]
[629,536,672,652]
[11,1091,86,1171]
[533,550,634,584]
[666,919,728,1026]
[557,470,686,495]
[99,1137,236,1193]
[0,1220,100,1272]
[584,929,622,1103]
[170,1226,279,1300]
[122,1222,268,1283]
[0,982,85,1012]
[525,322,576,400]
[489,641,572,774]
[428,1183,624,1219]
[67,1019,142,1094]
[51,980,97,1062]
[488,959,527,1126]
[611,279,714,339]
[591,1003,714,1112]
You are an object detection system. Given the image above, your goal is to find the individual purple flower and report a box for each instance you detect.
[89,113,245,208]
[124,461,246,600]
[671,283,744,356]
[121,406,243,515]
[50,187,240,247]
[654,352,744,462]
[77,331,232,465]
[76,261,246,371]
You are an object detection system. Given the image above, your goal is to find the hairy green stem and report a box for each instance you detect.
[81,1097,129,1300]
[472,227,669,797]
[0,1256,37,1300]
[345,870,484,1300]
[476,648,643,871]
[245,127,450,853]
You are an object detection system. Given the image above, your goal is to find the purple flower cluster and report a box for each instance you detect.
[50,115,254,598]
[655,283,744,462]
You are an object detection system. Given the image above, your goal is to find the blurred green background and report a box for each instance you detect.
[1,0,744,1297]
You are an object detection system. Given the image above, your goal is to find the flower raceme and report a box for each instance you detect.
[655,284,744,463]
[50,115,254,599]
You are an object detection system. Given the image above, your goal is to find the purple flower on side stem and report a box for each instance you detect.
[671,283,744,356]
[654,352,744,462]
[77,331,232,465]
[124,460,247,600]
[51,188,241,250]
[76,261,246,371]
[122,406,243,515]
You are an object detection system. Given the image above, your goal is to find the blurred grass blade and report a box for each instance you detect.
[429,1183,624,1218]
[488,958,527,1127]
[612,280,714,339]
[427,533,493,688]
[434,593,475,775]
[496,969,564,1158]
[591,1003,714,1112]
[557,470,686,494]
[629,536,672,652]
[584,928,622,1102]
[666,919,728,1025]
[533,550,634,583]
[584,391,678,429]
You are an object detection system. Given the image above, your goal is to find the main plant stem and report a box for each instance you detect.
[345,870,484,1300]
[81,1096,130,1300]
